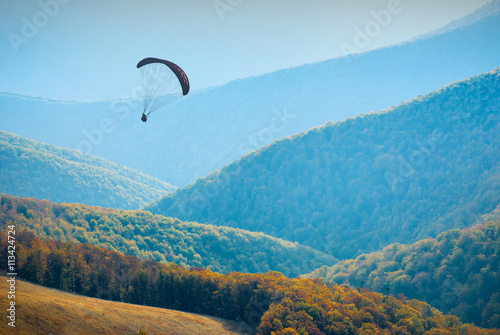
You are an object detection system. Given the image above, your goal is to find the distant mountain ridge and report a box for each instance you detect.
[410,0,500,41]
[1,1,499,186]
[0,131,176,209]
[146,69,500,261]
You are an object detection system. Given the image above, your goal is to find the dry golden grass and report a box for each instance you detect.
[0,277,255,335]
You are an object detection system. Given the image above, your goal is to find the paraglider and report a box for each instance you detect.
[136,57,190,122]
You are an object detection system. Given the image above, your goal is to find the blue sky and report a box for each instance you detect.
[0,0,490,101]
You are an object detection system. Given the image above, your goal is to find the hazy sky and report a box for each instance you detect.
[0,0,490,101]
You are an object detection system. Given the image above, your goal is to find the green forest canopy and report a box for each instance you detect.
[146,69,500,260]
[0,194,336,276]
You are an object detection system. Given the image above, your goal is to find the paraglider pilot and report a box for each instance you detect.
[141,112,147,122]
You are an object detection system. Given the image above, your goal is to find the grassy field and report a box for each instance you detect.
[0,277,254,334]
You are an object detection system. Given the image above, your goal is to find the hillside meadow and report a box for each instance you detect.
[0,277,254,335]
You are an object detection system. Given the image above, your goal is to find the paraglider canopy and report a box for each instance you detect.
[137,57,190,119]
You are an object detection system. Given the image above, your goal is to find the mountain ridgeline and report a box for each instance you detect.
[1,1,499,186]
[146,69,500,261]
[0,131,175,210]
[0,194,336,276]
[305,206,500,328]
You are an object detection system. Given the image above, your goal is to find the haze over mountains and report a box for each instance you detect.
[146,69,500,260]
[0,131,175,209]
[1,1,499,186]
[1,2,500,333]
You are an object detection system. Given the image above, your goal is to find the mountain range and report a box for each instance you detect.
[1,2,500,332]
[1,1,499,187]
[146,68,500,261]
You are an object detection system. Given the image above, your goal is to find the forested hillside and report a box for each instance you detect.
[305,205,500,328]
[0,194,335,276]
[146,69,500,260]
[2,231,497,335]
[1,1,499,186]
[0,131,175,210]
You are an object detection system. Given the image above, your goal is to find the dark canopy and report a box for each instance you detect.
[137,57,190,95]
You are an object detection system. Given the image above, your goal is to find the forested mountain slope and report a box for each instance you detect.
[1,1,499,186]
[0,194,335,276]
[305,205,500,328]
[0,131,175,210]
[2,231,497,335]
[146,69,500,260]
